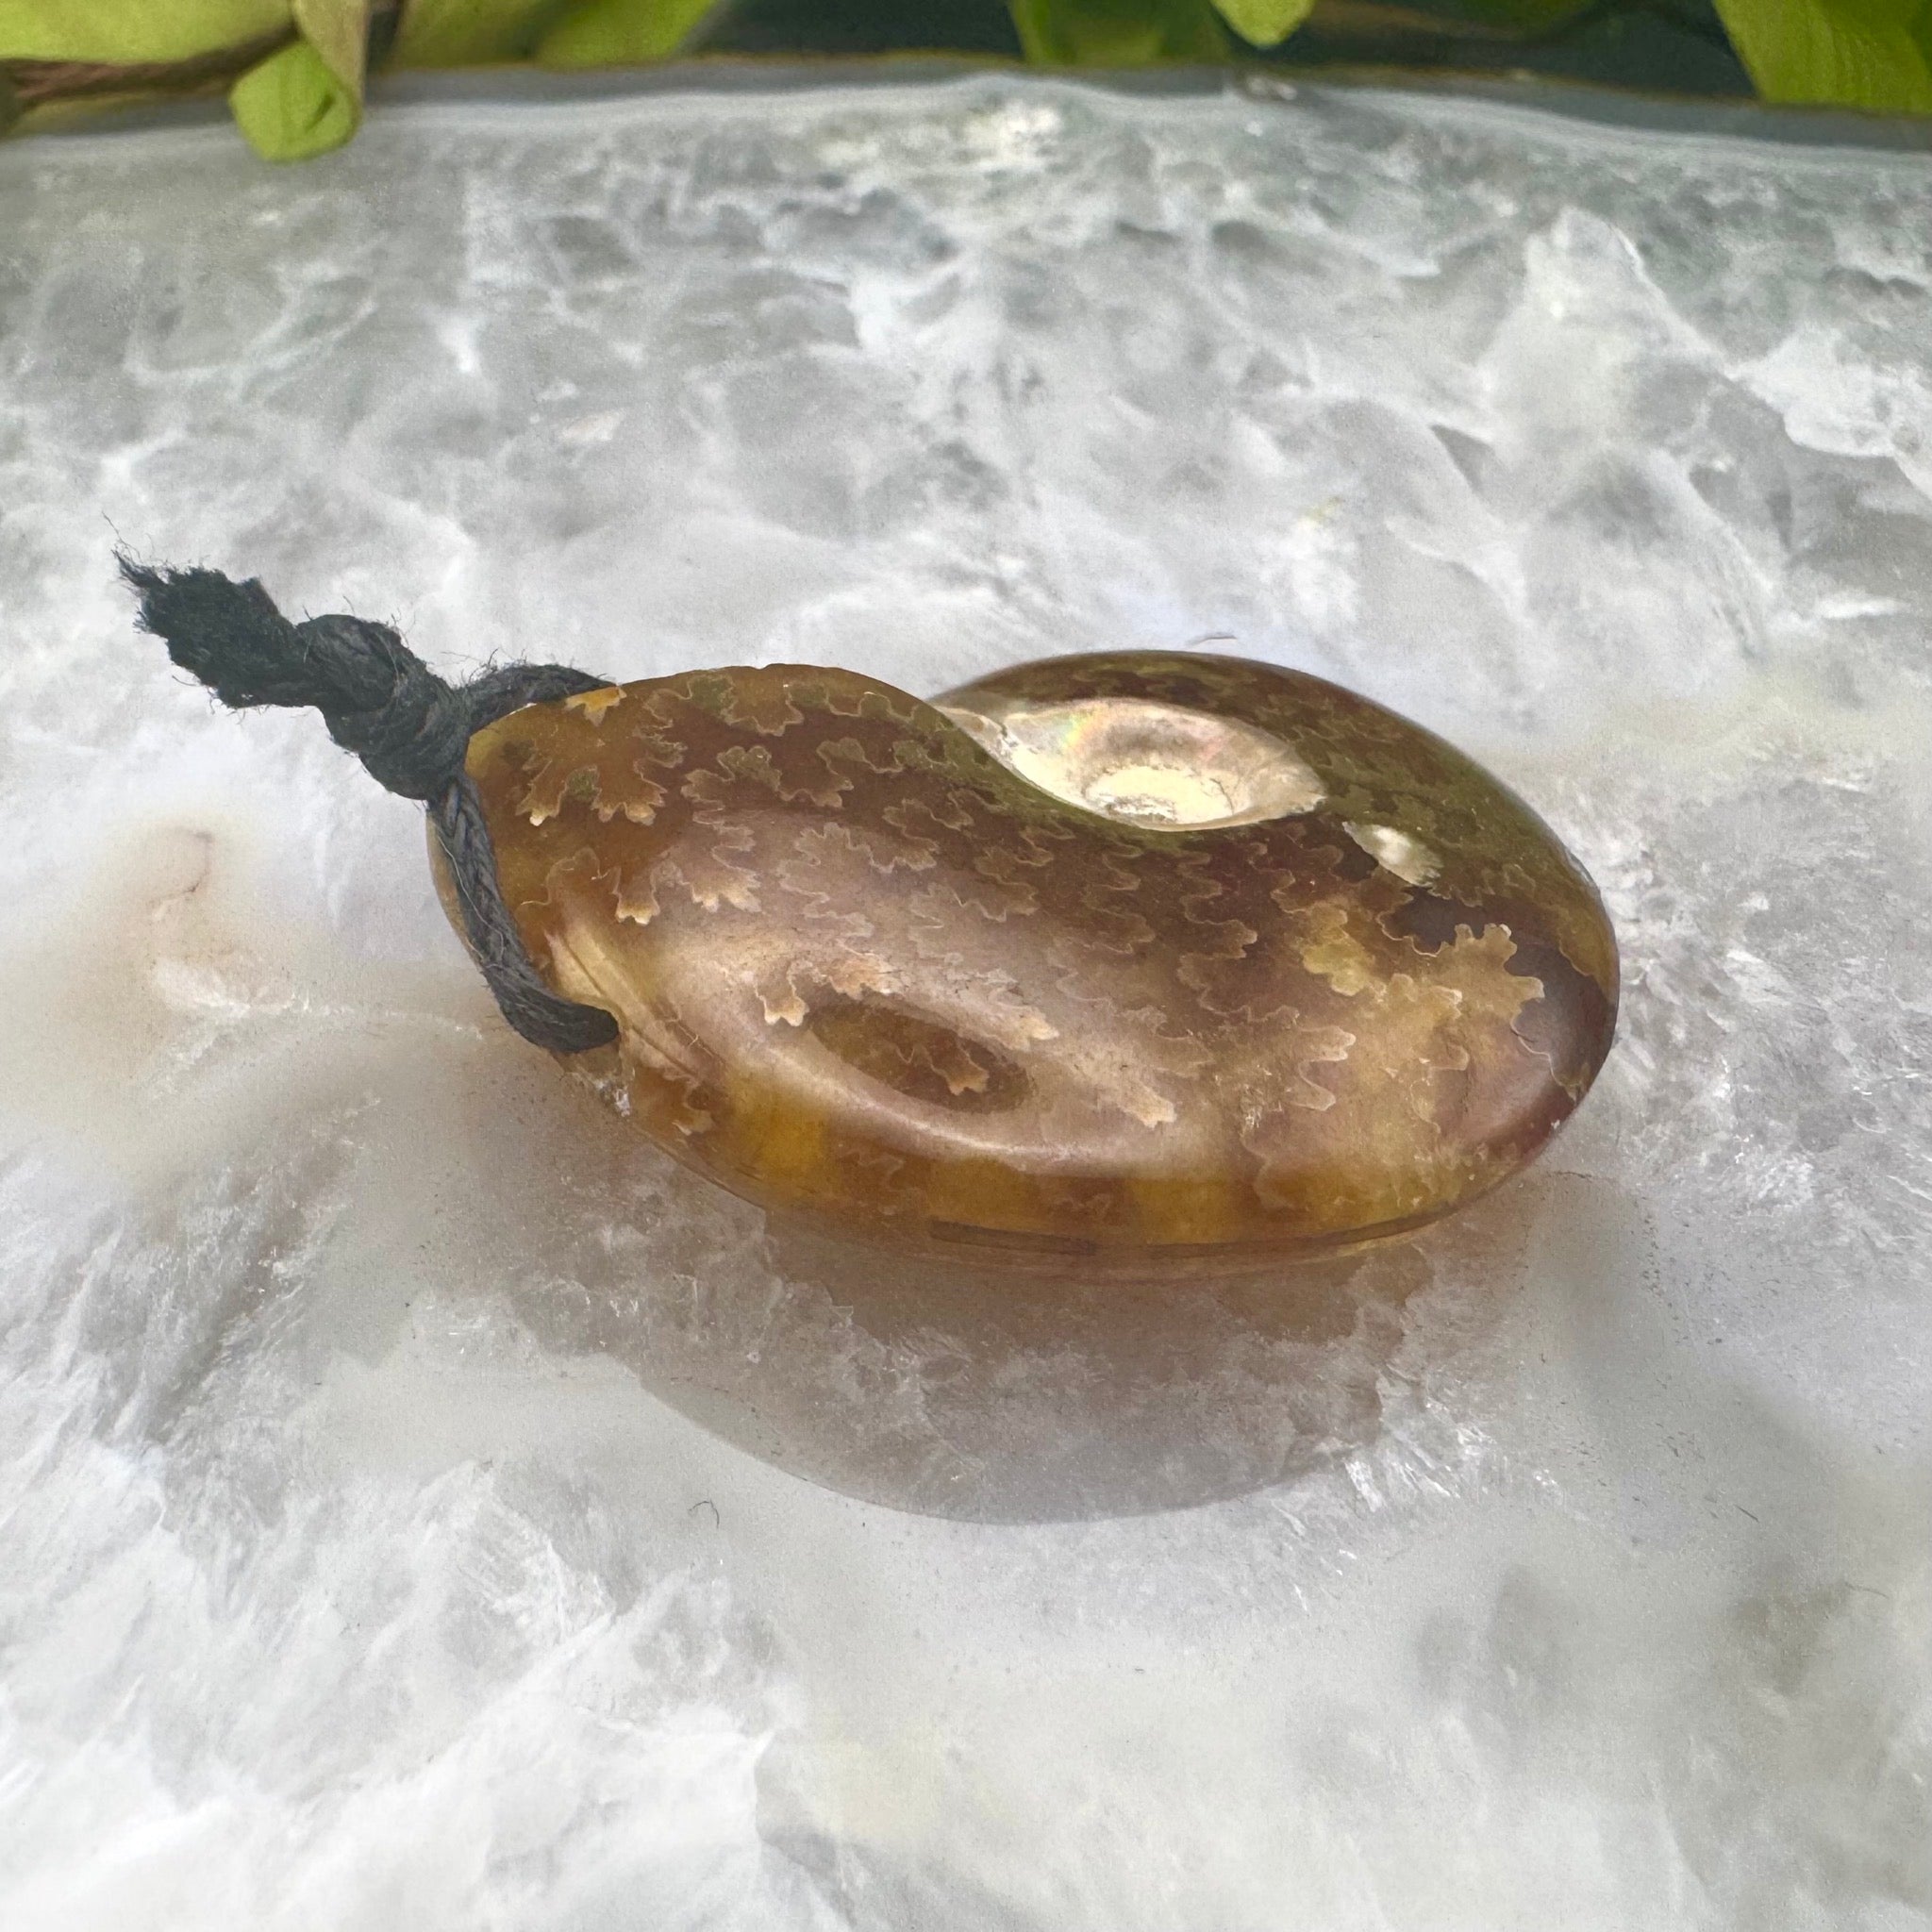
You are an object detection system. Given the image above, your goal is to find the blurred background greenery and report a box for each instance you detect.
[3,0,1926,161]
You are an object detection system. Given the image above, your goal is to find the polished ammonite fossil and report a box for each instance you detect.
[443,650,1618,1275]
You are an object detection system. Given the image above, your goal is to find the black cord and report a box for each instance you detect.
[120,554,620,1055]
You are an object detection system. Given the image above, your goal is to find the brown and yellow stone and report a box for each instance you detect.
[441,652,1617,1277]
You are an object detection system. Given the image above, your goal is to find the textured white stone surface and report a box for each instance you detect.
[1,74,1929,1930]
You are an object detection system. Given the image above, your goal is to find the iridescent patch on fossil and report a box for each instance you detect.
[441,651,1617,1277]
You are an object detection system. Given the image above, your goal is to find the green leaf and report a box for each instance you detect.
[537,0,721,67]
[228,35,358,158]
[389,0,565,66]
[1209,0,1314,47]
[1009,0,1230,63]
[0,1,286,63]
[291,0,368,89]
[1712,0,1932,111]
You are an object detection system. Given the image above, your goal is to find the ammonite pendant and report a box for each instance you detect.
[446,651,1617,1277]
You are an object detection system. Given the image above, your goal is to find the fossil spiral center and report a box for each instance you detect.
[937,694,1325,830]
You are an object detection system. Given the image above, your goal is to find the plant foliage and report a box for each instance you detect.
[1711,0,1932,111]
[3,0,1928,160]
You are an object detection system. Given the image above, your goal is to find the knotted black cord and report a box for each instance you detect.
[120,554,620,1054]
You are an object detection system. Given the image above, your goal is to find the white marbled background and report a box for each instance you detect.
[1,74,1928,1930]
